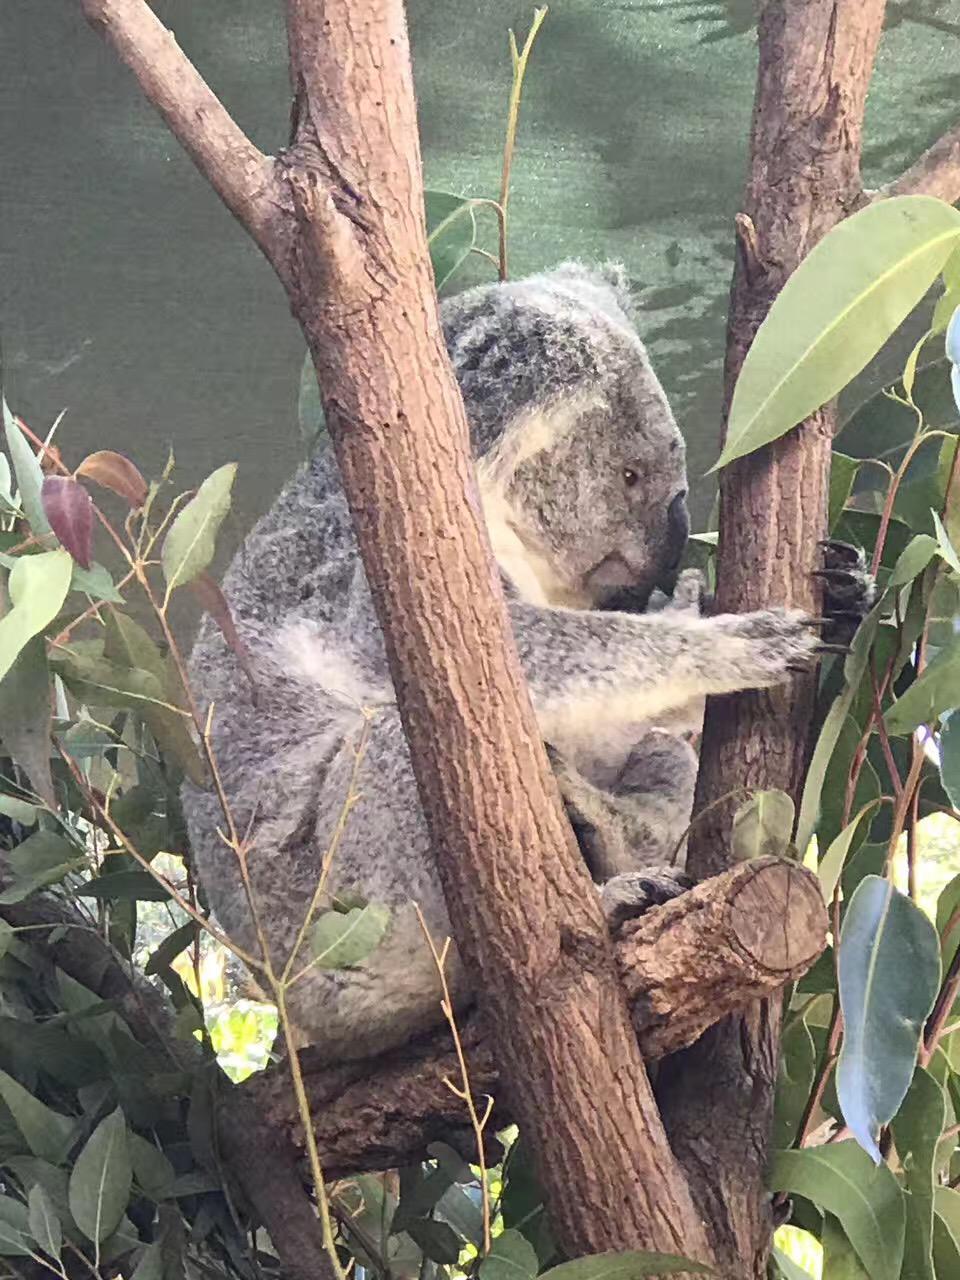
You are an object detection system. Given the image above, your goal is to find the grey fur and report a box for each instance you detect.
[182,262,820,1063]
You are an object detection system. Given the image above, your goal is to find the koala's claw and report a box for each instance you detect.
[814,539,876,647]
[601,868,694,932]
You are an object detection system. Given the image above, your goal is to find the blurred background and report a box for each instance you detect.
[2,1,959,536]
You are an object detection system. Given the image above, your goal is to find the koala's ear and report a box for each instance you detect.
[543,260,638,328]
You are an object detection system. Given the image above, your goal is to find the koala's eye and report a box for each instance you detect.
[623,467,640,489]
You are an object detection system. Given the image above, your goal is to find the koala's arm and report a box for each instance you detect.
[510,600,816,751]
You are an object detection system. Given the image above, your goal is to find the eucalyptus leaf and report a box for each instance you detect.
[941,712,960,811]
[817,801,880,904]
[932,509,960,576]
[934,1187,960,1275]
[890,1067,945,1280]
[479,1228,539,1280]
[403,1217,461,1265]
[888,534,940,588]
[538,1249,712,1280]
[769,1141,905,1280]
[0,1195,31,1257]
[68,1107,132,1244]
[715,197,960,471]
[161,463,236,593]
[77,871,171,903]
[837,877,941,1162]
[0,639,54,806]
[426,191,478,292]
[310,903,390,969]
[885,636,960,735]
[829,453,859,532]
[821,1214,870,1278]
[71,561,124,603]
[28,1182,62,1260]
[730,789,795,861]
[0,549,73,683]
[130,1240,163,1280]
[3,399,50,534]
[0,1069,76,1162]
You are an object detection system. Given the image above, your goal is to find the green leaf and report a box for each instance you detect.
[714,196,960,471]
[128,1134,175,1202]
[890,1067,945,1280]
[837,877,941,1162]
[0,1069,75,1162]
[310,903,390,969]
[770,1247,815,1280]
[71,561,124,603]
[68,1107,132,1244]
[829,453,860,532]
[941,712,960,811]
[0,549,73,683]
[888,534,941,588]
[0,794,39,825]
[8,830,82,878]
[426,191,478,292]
[298,353,326,451]
[161,463,236,593]
[0,1195,31,1257]
[730,789,795,861]
[885,637,960,735]
[479,1228,539,1280]
[130,1241,163,1280]
[773,1017,816,1150]
[0,859,84,905]
[539,1249,712,1280]
[934,1187,960,1275]
[818,801,880,904]
[932,509,960,576]
[3,399,50,535]
[77,871,171,903]
[821,1214,870,1278]
[0,638,54,807]
[769,1141,905,1280]
[28,1182,62,1260]
[403,1217,462,1265]
[103,612,205,786]
[144,922,197,977]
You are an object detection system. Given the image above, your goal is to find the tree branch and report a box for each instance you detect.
[76,0,290,265]
[879,121,960,204]
[662,2,888,1275]
[250,857,827,1177]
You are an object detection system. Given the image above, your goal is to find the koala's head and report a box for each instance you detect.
[441,261,689,611]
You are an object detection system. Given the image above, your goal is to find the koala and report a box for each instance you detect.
[182,261,832,1066]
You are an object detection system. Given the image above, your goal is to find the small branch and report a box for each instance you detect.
[77,0,289,263]
[250,857,827,1176]
[878,121,960,204]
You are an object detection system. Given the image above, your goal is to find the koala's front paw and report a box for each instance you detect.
[663,568,706,615]
[719,607,820,680]
[600,868,694,932]
[814,539,877,647]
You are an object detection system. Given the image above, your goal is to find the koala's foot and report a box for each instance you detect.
[600,868,694,932]
[814,539,877,647]
[546,736,695,881]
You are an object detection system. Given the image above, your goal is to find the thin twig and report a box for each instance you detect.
[497,8,548,280]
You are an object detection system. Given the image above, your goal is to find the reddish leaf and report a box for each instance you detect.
[190,572,256,686]
[41,477,93,569]
[75,451,148,509]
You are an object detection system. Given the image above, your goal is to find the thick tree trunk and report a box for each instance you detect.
[659,3,887,1275]
[78,0,712,1266]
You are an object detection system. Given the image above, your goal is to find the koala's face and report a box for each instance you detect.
[502,346,689,611]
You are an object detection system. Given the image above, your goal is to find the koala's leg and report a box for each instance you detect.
[547,731,697,929]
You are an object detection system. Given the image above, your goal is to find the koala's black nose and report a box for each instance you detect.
[667,490,690,546]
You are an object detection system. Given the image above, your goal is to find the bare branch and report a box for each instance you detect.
[77,0,289,263]
[879,122,960,204]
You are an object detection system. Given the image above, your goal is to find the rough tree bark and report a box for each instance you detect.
[658,3,927,1276]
